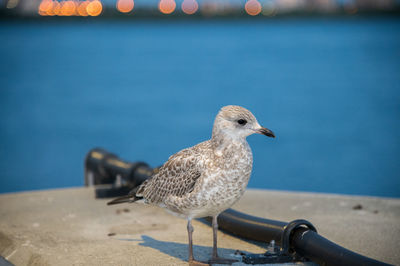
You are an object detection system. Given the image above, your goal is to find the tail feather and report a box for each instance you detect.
[107,195,135,205]
[107,186,142,205]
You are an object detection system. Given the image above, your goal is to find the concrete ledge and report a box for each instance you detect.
[0,188,399,265]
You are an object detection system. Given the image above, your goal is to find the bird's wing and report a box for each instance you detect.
[136,149,203,204]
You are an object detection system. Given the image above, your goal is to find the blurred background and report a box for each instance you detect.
[0,0,399,197]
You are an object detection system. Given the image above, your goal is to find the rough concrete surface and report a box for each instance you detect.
[0,187,399,265]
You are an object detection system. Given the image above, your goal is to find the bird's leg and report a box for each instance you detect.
[212,215,219,258]
[187,219,209,266]
[188,219,195,262]
[207,215,238,265]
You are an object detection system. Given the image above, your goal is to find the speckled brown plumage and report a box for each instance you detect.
[135,138,253,219]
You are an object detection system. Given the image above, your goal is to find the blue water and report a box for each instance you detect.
[1,17,399,197]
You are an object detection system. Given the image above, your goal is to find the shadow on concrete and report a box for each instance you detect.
[118,235,241,263]
[197,218,268,250]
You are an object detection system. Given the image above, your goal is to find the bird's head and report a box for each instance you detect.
[212,105,275,140]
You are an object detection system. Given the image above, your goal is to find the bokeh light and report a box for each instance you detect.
[31,0,400,18]
[38,0,103,16]
[6,0,19,9]
[77,1,89,16]
[245,0,262,16]
[181,0,198,15]
[45,1,59,15]
[52,1,61,15]
[38,0,53,15]
[60,0,76,16]
[159,0,176,14]
[261,0,276,16]
[117,0,134,13]
[86,0,102,16]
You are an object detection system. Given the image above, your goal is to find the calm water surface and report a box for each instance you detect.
[1,17,399,197]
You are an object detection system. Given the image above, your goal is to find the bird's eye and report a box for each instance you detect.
[237,119,247,125]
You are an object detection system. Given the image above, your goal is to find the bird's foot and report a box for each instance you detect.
[189,259,210,266]
[207,256,238,265]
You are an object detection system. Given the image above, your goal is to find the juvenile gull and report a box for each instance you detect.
[108,105,275,265]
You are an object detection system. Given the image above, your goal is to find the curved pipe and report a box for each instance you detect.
[292,228,390,266]
[205,209,287,245]
[207,209,391,266]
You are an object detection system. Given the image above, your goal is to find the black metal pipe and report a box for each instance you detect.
[291,228,390,266]
[207,209,391,266]
[205,209,287,246]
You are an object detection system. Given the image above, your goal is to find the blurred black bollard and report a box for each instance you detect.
[84,148,156,198]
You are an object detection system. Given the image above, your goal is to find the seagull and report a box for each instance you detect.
[108,105,275,265]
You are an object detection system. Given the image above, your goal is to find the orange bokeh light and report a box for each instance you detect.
[60,0,76,16]
[181,0,198,15]
[52,1,61,15]
[38,0,53,15]
[38,0,102,16]
[117,0,134,13]
[245,0,261,16]
[159,0,176,14]
[45,1,60,15]
[86,0,102,16]
[77,1,89,16]
[57,1,65,16]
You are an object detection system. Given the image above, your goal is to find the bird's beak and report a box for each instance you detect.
[257,127,275,138]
